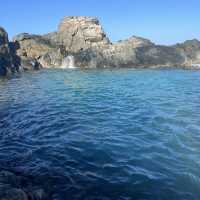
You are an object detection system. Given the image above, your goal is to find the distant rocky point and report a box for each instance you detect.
[1,16,200,76]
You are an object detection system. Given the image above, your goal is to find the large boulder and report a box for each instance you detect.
[12,32,66,69]
[13,33,60,69]
[13,33,54,59]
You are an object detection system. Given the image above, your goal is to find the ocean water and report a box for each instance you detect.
[0,69,200,200]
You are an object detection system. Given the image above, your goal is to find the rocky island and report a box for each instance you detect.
[1,16,200,75]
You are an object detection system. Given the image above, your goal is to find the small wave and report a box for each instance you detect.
[0,69,200,199]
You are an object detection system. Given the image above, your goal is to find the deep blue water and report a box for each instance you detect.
[0,69,200,200]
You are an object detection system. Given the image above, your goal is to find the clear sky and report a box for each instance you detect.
[1,0,200,45]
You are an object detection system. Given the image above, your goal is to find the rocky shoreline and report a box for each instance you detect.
[1,16,200,76]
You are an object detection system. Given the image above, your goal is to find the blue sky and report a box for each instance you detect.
[1,0,200,45]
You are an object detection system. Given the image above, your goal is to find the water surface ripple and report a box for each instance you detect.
[0,69,200,199]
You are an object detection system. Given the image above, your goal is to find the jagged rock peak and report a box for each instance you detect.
[58,16,110,45]
[58,16,100,31]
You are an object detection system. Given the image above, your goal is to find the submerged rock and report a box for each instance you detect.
[2,188,28,200]
[0,170,48,200]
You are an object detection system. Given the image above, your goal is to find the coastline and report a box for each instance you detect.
[1,16,200,76]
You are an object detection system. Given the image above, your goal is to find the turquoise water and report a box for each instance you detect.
[0,69,200,200]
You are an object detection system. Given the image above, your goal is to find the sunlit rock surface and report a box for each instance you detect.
[1,16,200,73]
[57,16,110,52]
[174,39,200,66]
[12,17,200,69]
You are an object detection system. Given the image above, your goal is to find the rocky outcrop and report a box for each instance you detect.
[0,27,21,76]
[1,16,200,74]
[95,36,186,68]
[13,16,200,69]
[13,16,111,69]
[0,27,15,75]
[100,36,154,67]
[174,39,200,66]
[56,16,110,52]
[0,27,11,75]
[135,45,185,67]
[12,33,60,69]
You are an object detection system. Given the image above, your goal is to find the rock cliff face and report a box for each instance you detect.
[0,27,17,75]
[13,16,200,69]
[135,45,185,67]
[174,39,200,66]
[94,36,186,68]
[13,33,59,69]
[12,16,111,69]
[101,36,154,67]
[1,16,200,74]
[43,16,111,68]
[57,16,110,52]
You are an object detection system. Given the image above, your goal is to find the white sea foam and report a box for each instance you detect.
[61,55,75,69]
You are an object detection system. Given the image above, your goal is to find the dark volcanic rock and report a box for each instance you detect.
[0,27,13,75]
[0,27,21,76]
